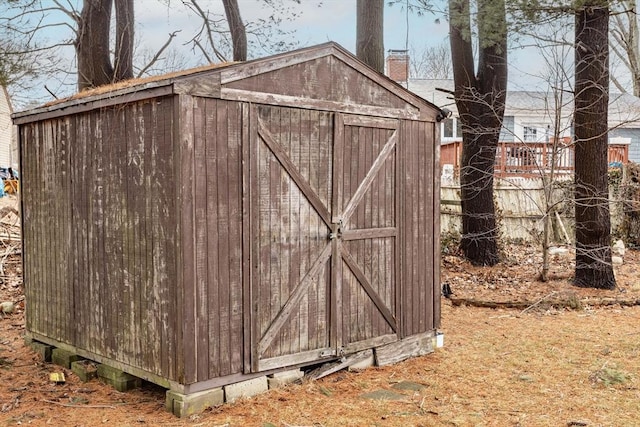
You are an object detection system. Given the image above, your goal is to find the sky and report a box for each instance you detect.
[14,0,449,107]
[9,0,630,109]
[133,0,451,60]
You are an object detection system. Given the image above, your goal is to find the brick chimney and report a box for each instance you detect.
[386,49,409,82]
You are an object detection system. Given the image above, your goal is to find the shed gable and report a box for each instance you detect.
[217,45,432,120]
[223,55,410,110]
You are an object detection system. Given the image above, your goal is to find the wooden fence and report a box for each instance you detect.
[441,178,564,242]
[441,177,625,242]
[441,140,629,179]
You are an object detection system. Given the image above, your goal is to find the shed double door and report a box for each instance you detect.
[248,104,400,372]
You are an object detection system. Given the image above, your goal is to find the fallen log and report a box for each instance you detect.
[449,297,640,310]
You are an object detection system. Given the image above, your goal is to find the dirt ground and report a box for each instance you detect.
[2,196,640,426]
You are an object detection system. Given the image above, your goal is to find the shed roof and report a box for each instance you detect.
[13,42,440,124]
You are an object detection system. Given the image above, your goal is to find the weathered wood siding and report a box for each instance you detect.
[400,120,440,336]
[251,105,334,370]
[21,97,180,380]
[338,118,397,347]
[225,56,408,111]
[179,97,245,383]
[17,42,441,390]
[249,105,438,371]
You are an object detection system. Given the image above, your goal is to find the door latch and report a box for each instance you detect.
[328,220,344,240]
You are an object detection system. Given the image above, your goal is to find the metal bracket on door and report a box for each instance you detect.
[328,220,344,240]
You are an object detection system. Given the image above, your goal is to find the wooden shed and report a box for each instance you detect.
[13,42,441,412]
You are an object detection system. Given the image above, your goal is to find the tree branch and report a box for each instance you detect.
[136,31,180,77]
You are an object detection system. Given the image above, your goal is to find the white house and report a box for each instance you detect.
[0,86,16,168]
[404,79,640,166]
[384,50,640,174]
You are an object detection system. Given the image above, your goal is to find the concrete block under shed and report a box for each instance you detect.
[51,348,82,368]
[224,376,268,402]
[268,369,304,388]
[166,388,224,418]
[28,340,52,362]
[348,351,375,372]
[97,364,141,392]
[71,360,98,382]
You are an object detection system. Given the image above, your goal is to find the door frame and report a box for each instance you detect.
[243,105,402,373]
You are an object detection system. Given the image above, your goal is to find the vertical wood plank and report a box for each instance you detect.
[73,115,88,350]
[205,99,221,378]
[158,96,179,380]
[93,110,107,355]
[418,120,428,332]
[193,97,209,381]
[139,101,155,374]
[227,100,244,374]
[178,94,197,383]
[395,121,404,338]
[242,101,252,374]
[60,117,73,344]
[431,121,441,329]
[411,120,421,335]
[250,103,260,373]
[217,100,233,375]
[38,122,45,338]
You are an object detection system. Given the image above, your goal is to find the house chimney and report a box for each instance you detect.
[386,49,409,82]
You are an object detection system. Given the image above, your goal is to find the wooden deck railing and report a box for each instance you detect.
[441,140,629,178]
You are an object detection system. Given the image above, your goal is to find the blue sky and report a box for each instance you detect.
[13,0,456,106]
[133,0,451,62]
[12,0,627,107]
[132,0,546,89]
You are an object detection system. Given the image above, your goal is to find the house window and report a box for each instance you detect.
[443,118,454,138]
[442,117,463,139]
[523,126,537,142]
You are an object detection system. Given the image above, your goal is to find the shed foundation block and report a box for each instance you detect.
[97,364,141,392]
[71,360,98,382]
[51,348,82,369]
[224,376,268,402]
[28,341,52,362]
[166,388,224,418]
[348,352,375,372]
[268,369,304,388]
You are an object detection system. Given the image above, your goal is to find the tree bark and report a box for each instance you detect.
[222,0,247,61]
[449,0,507,266]
[356,0,384,73]
[574,3,616,289]
[77,0,114,90]
[114,0,134,81]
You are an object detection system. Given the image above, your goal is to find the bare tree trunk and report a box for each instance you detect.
[449,0,507,266]
[574,3,616,289]
[114,0,134,80]
[356,0,384,73]
[222,0,247,61]
[77,0,114,90]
